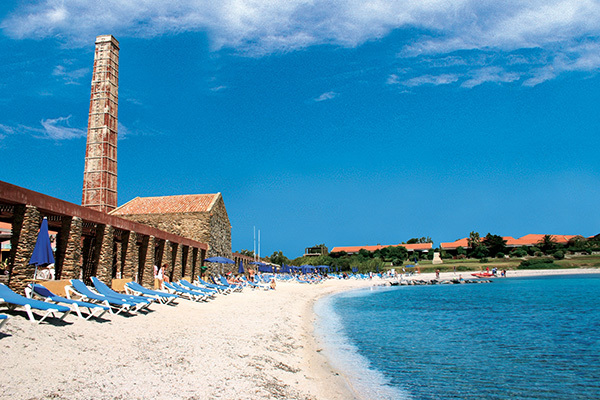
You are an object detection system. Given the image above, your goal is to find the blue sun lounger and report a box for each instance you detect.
[125,281,178,304]
[195,277,231,294]
[0,282,71,323]
[90,277,153,310]
[66,279,138,315]
[0,314,9,330]
[179,280,218,297]
[28,284,109,320]
[218,276,243,292]
[164,282,208,302]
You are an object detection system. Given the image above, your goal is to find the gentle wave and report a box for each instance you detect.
[314,286,411,400]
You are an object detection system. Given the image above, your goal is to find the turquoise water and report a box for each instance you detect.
[315,274,600,399]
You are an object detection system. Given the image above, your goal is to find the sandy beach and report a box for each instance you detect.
[0,279,374,400]
[1,269,597,400]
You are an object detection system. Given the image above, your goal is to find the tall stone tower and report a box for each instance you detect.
[82,35,119,213]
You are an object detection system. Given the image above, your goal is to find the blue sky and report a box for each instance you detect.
[1,1,599,258]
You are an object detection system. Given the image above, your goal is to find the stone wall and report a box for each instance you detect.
[116,194,231,262]
[8,205,41,293]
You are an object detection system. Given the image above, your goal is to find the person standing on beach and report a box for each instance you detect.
[161,264,169,288]
[153,264,160,289]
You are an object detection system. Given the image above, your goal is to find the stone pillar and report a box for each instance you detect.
[172,243,182,282]
[190,247,199,280]
[95,225,114,283]
[8,205,41,293]
[163,240,172,279]
[112,241,122,278]
[141,235,155,287]
[59,217,83,280]
[181,246,189,278]
[155,239,165,267]
[122,231,138,280]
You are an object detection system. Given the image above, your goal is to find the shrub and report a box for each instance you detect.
[528,246,541,256]
[518,257,558,269]
[496,252,505,259]
[553,250,565,260]
[534,251,543,257]
[480,257,489,263]
[510,249,528,258]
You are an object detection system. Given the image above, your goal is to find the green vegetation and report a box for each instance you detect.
[251,233,600,274]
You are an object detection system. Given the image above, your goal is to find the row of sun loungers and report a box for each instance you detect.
[1,272,306,326]
[0,274,262,325]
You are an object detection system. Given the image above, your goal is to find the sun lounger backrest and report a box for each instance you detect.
[39,280,71,297]
[70,279,97,296]
[111,278,132,293]
[33,284,56,298]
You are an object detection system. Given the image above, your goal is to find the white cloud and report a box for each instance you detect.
[0,123,16,135]
[2,0,600,84]
[461,67,521,88]
[52,64,89,85]
[39,116,86,139]
[402,74,459,87]
[314,91,338,102]
[0,116,86,140]
[210,85,228,92]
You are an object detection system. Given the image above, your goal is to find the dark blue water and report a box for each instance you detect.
[315,275,600,399]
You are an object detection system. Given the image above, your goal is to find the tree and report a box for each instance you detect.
[407,237,433,244]
[239,249,254,257]
[358,248,373,258]
[538,235,557,254]
[471,245,489,259]
[482,233,507,258]
[387,246,408,261]
[456,246,467,256]
[467,231,481,249]
[269,250,290,266]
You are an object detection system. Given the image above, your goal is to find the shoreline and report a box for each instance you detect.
[0,269,597,399]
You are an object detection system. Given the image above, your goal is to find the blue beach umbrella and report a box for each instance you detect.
[29,217,54,280]
[238,260,244,274]
[204,256,235,275]
[204,256,235,264]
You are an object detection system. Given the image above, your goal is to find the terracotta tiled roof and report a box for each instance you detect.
[440,234,580,249]
[111,194,220,215]
[517,234,577,245]
[440,238,469,249]
[331,243,433,253]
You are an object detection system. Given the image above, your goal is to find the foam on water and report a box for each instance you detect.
[314,286,411,400]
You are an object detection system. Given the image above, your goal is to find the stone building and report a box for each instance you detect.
[110,194,232,264]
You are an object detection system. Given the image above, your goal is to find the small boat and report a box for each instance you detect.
[471,272,495,278]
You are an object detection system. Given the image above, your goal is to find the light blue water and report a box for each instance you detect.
[315,275,600,399]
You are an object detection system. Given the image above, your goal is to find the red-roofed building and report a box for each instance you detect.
[111,193,231,259]
[440,234,581,253]
[331,243,432,255]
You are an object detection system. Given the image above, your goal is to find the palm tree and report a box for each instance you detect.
[538,235,557,254]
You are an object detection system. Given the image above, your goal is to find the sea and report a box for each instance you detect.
[314,274,600,400]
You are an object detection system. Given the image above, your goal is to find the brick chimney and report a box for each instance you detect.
[82,35,119,213]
